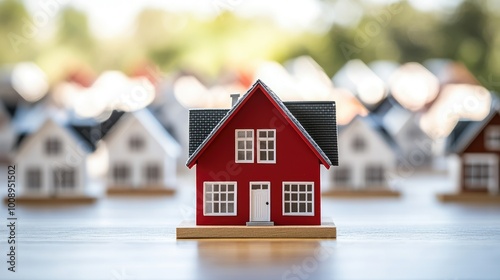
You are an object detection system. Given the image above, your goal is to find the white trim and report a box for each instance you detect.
[235,129,254,163]
[203,181,238,216]
[257,129,276,164]
[485,126,500,151]
[249,181,271,222]
[282,182,314,216]
[463,154,498,194]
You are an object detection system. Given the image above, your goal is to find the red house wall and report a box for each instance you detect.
[195,88,322,225]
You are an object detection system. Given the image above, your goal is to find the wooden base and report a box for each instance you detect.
[437,193,500,203]
[176,218,336,239]
[3,196,97,204]
[322,188,400,198]
[107,187,175,196]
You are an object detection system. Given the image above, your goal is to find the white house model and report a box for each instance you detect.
[0,101,15,163]
[104,109,181,194]
[324,116,399,196]
[15,118,92,200]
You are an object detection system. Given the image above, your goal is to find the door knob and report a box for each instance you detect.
[266,202,269,205]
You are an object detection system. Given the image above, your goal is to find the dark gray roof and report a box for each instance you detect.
[364,114,401,155]
[283,101,338,166]
[187,79,338,167]
[188,109,229,156]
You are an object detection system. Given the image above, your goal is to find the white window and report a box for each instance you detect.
[485,126,500,150]
[113,163,130,184]
[204,182,237,216]
[463,154,498,191]
[257,129,276,163]
[283,182,314,216]
[53,168,76,189]
[333,167,351,186]
[144,163,161,184]
[235,130,254,163]
[365,165,385,186]
[26,168,41,190]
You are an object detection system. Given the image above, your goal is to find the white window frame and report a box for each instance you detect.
[203,181,237,216]
[485,126,500,150]
[257,129,276,164]
[463,154,498,194]
[282,182,314,216]
[235,129,254,163]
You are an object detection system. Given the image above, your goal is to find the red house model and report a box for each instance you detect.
[186,80,338,227]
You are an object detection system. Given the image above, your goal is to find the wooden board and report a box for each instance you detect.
[322,188,400,198]
[107,186,176,196]
[437,193,500,203]
[3,195,97,204]
[176,218,336,239]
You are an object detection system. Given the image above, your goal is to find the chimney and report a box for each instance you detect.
[230,93,240,107]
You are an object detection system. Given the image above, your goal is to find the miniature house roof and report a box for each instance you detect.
[446,97,500,154]
[187,79,338,168]
[103,109,181,158]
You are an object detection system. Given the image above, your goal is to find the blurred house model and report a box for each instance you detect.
[13,118,96,202]
[104,109,181,195]
[374,98,434,170]
[441,100,500,202]
[323,116,400,197]
[0,101,15,163]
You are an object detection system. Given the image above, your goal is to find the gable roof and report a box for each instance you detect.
[446,97,500,154]
[104,109,181,158]
[186,79,337,169]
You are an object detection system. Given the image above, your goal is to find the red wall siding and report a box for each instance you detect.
[195,88,321,225]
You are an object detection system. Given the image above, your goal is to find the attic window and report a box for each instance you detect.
[129,136,144,151]
[45,137,61,155]
[485,126,500,150]
[257,129,276,163]
[352,136,365,151]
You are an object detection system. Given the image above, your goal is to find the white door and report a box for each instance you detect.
[250,182,270,222]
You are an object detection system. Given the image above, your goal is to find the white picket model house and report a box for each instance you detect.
[104,109,181,194]
[324,116,400,197]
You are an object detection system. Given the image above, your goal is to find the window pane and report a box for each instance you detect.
[246,141,252,149]
[299,203,306,212]
[260,151,267,160]
[252,184,260,190]
[268,151,274,161]
[292,193,297,201]
[307,203,312,213]
[260,141,266,149]
[285,203,290,213]
[291,203,298,212]
[285,193,290,201]
[221,193,226,201]
[205,193,212,202]
[206,184,212,192]
[228,184,234,192]
[214,193,219,201]
[262,184,268,190]
[307,185,312,192]
[284,185,290,192]
[307,193,312,201]
[238,141,244,149]
[238,151,245,160]
[238,131,245,137]
[246,131,252,137]
[214,184,219,192]
[299,184,306,192]
[205,203,212,214]
[214,203,219,213]
[221,184,226,192]
[259,131,266,137]
[268,141,274,149]
[221,203,226,213]
[228,193,234,201]
[246,151,252,160]
[292,184,298,192]
[299,193,306,201]
[228,203,234,213]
